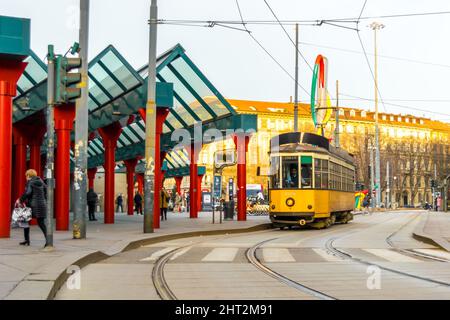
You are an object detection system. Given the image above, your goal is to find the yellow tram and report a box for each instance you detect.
[268,132,355,229]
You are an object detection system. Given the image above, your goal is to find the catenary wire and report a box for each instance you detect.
[235,0,311,97]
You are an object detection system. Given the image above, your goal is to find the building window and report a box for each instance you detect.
[382,114,387,121]
[419,119,424,125]
[390,115,394,121]
[339,109,345,116]
[350,110,355,117]
[405,117,410,123]
[398,116,402,122]
[412,118,416,124]
[361,110,367,117]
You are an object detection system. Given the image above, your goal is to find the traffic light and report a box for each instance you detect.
[55,55,82,103]
[431,179,437,188]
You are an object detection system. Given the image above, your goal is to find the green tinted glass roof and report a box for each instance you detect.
[87,45,143,112]
[16,50,46,96]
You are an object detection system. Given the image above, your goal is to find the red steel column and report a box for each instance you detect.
[188,144,201,219]
[98,122,122,224]
[174,176,183,195]
[0,60,26,238]
[87,167,97,190]
[28,126,46,177]
[12,126,28,203]
[197,174,204,212]
[54,104,75,230]
[233,134,250,221]
[139,107,169,229]
[124,158,138,215]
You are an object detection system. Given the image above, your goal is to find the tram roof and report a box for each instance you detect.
[270,132,354,165]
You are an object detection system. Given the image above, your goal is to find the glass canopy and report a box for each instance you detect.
[16,50,47,96]
[87,45,143,112]
[87,44,237,172]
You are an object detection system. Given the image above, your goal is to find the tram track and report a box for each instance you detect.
[152,211,445,300]
[151,230,277,300]
[385,213,450,263]
[324,213,450,288]
[246,238,336,300]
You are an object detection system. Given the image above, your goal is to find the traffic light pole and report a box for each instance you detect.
[45,45,55,248]
[144,0,158,233]
[73,0,90,239]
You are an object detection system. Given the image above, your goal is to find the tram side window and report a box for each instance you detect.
[300,156,312,188]
[314,158,329,189]
[269,156,280,189]
[282,156,299,188]
[330,162,342,191]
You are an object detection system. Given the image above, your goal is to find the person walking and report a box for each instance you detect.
[362,194,371,215]
[116,194,123,213]
[87,188,98,221]
[160,187,170,221]
[134,191,143,215]
[19,169,47,247]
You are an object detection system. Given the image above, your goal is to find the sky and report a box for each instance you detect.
[3,0,450,122]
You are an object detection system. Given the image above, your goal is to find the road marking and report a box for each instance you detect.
[262,248,295,262]
[364,249,421,263]
[140,247,178,262]
[312,248,344,262]
[413,248,450,261]
[201,248,239,262]
[170,247,192,261]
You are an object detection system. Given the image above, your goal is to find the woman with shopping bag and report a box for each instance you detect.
[18,169,47,247]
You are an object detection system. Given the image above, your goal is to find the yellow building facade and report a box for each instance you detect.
[165,99,450,208]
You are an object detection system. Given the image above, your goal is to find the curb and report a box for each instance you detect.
[47,223,272,300]
[412,213,450,252]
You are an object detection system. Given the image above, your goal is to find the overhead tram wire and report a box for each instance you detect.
[297,41,450,70]
[355,0,388,113]
[339,93,450,117]
[235,0,311,98]
[263,0,314,71]
[261,0,353,124]
[157,10,450,27]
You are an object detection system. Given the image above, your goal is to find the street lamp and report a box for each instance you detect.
[368,21,385,209]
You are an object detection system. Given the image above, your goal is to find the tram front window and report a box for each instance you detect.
[282,156,299,188]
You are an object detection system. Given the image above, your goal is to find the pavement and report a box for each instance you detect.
[413,211,450,252]
[0,210,269,300]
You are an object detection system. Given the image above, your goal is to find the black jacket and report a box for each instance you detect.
[20,176,47,218]
[87,190,98,205]
[134,193,142,204]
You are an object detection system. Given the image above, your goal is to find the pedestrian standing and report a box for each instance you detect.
[87,188,98,221]
[19,169,47,247]
[134,191,143,215]
[116,194,123,213]
[437,196,442,212]
[185,192,190,212]
[160,187,170,221]
[175,193,182,213]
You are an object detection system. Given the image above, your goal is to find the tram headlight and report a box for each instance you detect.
[271,205,276,210]
[286,198,295,207]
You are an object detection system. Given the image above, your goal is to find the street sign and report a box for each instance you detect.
[228,178,234,201]
[213,176,222,199]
